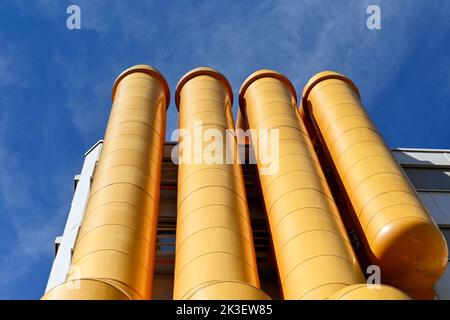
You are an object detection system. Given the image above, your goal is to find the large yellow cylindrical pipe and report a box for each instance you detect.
[43,65,169,300]
[301,71,448,293]
[173,67,269,300]
[239,70,365,299]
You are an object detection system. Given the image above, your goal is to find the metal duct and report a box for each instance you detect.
[301,71,448,295]
[173,67,269,300]
[239,70,366,299]
[42,65,169,300]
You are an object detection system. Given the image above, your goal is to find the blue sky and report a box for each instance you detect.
[0,0,449,299]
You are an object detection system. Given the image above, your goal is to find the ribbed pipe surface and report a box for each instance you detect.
[43,65,168,300]
[173,67,269,300]
[301,71,448,293]
[239,70,365,299]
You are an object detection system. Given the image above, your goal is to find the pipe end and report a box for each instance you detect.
[112,64,170,110]
[238,69,297,117]
[175,67,233,110]
[301,71,360,108]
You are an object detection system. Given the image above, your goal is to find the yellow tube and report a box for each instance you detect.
[239,70,365,299]
[301,71,448,293]
[42,65,169,300]
[173,67,269,300]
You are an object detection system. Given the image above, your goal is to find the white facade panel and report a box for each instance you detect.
[44,141,103,293]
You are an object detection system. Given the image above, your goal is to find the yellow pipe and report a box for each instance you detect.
[239,70,366,299]
[301,71,448,294]
[42,65,169,300]
[173,67,269,300]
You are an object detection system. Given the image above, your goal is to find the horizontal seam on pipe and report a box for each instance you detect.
[76,223,153,247]
[358,189,420,219]
[109,104,162,115]
[97,278,145,300]
[264,169,328,195]
[178,167,243,189]
[311,84,359,101]
[322,114,372,140]
[179,111,226,126]
[297,282,350,300]
[273,206,343,233]
[273,151,320,164]
[268,187,335,216]
[179,280,260,300]
[85,200,154,221]
[180,109,225,121]
[282,254,357,287]
[328,126,381,153]
[115,84,157,92]
[363,202,427,231]
[109,109,164,122]
[177,185,247,211]
[175,225,253,255]
[248,99,294,109]
[327,284,367,300]
[368,216,432,246]
[105,132,161,144]
[177,151,236,164]
[94,163,158,178]
[179,86,226,98]
[56,278,134,300]
[72,248,150,272]
[180,97,227,106]
[106,120,163,137]
[109,106,161,118]
[83,206,154,228]
[178,168,244,188]
[250,78,288,89]
[278,229,353,256]
[92,165,158,185]
[94,148,162,170]
[110,107,159,118]
[348,171,408,199]
[310,80,354,93]
[253,124,310,143]
[264,137,316,153]
[99,148,160,166]
[316,102,363,125]
[174,250,258,281]
[88,182,155,202]
[178,123,228,138]
[246,103,293,121]
[113,96,153,105]
[177,203,251,228]
[312,89,359,108]
[100,148,160,164]
[315,104,366,126]
[335,139,386,163]
[341,154,396,182]
[248,110,294,128]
